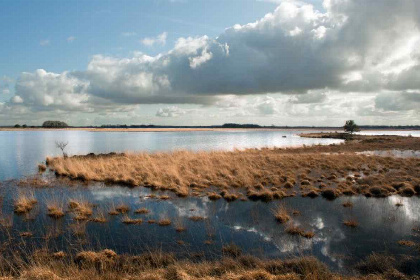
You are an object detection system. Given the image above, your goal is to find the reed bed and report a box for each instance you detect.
[46,143,420,199]
[0,248,413,280]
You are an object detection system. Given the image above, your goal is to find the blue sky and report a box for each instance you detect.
[0,0,419,126]
[0,0,283,87]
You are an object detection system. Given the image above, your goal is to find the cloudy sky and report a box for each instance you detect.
[1,0,419,126]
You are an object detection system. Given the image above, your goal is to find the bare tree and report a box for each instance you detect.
[55,141,69,157]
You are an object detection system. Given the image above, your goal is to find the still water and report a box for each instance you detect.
[1,129,419,274]
[1,179,419,274]
[0,130,343,180]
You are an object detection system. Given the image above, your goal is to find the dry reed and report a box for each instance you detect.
[44,135,420,200]
[14,192,37,214]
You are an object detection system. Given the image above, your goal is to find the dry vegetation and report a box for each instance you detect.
[14,192,37,214]
[273,205,290,223]
[46,200,65,219]
[68,198,93,220]
[134,207,150,214]
[0,249,414,280]
[121,216,143,225]
[45,134,420,199]
[285,224,315,239]
[343,219,359,228]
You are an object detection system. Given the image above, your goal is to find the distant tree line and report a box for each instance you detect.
[42,121,69,128]
[99,123,420,129]
[4,122,420,130]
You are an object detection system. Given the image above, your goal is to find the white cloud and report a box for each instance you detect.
[156,106,187,117]
[39,39,50,46]
[4,0,420,125]
[13,69,90,111]
[141,32,168,47]
[11,95,23,104]
[0,76,13,95]
[67,36,76,43]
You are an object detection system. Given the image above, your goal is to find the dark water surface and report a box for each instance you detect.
[1,179,419,273]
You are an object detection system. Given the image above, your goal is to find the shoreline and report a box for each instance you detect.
[0,127,338,132]
[1,127,419,132]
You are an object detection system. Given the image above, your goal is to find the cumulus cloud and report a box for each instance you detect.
[156,106,187,117]
[13,69,90,111]
[141,32,168,47]
[4,0,420,124]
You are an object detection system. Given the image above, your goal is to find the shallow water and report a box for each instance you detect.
[1,179,419,273]
[0,130,344,180]
[1,129,419,274]
[357,150,420,158]
[358,130,420,137]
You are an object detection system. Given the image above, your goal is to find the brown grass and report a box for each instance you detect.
[342,201,354,208]
[68,198,93,220]
[285,225,315,238]
[189,216,205,222]
[90,211,107,223]
[397,240,417,247]
[0,243,414,280]
[38,163,47,172]
[19,231,33,237]
[115,204,130,214]
[174,218,186,232]
[0,248,390,280]
[17,176,51,188]
[46,200,65,219]
[14,192,37,214]
[158,218,171,226]
[343,219,359,228]
[44,135,420,199]
[121,216,143,225]
[273,205,290,223]
[207,192,222,200]
[134,207,150,214]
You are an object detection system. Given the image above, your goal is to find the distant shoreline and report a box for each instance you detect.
[0,127,419,132]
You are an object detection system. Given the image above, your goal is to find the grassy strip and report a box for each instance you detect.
[0,249,416,280]
[45,142,420,199]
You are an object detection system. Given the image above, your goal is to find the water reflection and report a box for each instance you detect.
[0,130,344,180]
[357,149,420,158]
[1,180,419,273]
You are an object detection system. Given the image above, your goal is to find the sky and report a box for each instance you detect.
[0,0,419,126]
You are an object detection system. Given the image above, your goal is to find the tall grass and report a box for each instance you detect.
[0,248,409,279]
[46,147,420,199]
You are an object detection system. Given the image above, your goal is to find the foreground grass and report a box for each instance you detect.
[0,249,417,280]
[45,135,420,199]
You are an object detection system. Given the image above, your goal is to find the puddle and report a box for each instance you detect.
[357,150,420,158]
[1,180,420,274]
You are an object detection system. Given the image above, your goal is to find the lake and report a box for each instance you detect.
[0,129,344,181]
